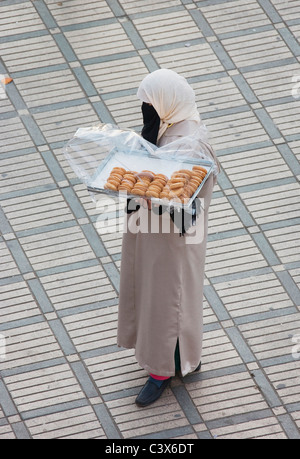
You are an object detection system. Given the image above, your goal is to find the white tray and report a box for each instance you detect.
[87,149,213,210]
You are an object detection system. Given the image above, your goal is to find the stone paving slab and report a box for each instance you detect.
[0,0,300,440]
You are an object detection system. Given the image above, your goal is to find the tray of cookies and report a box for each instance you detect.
[87,150,213,209]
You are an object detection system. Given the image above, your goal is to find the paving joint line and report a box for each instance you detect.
[1,0,300,439]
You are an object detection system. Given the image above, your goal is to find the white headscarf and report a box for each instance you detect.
[137,69,201,141]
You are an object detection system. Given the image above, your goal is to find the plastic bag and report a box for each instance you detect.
[63,123,219,210]
[63,123,155,186]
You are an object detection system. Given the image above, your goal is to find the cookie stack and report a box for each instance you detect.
[104,166,207,203]
[165,166,207,202]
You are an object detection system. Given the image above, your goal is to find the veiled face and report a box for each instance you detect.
[137,69,200,138]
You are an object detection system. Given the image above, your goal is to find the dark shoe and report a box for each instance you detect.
[193,362,201,372]
[135,378,171,407]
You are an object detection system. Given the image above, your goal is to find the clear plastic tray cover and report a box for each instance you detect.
[63,123,219,208]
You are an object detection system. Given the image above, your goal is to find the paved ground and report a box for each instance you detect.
[0,0,300,440]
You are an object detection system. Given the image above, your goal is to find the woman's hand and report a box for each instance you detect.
[144,199,152,210]
[139,198,152,210]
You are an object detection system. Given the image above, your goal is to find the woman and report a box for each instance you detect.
[117,69,219,407]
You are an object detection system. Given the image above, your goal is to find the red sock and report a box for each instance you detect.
[150,373,170,381]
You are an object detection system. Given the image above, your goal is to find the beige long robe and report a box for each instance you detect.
[117,120,218,377]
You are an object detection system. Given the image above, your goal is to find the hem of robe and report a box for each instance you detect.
[117,342,201,378]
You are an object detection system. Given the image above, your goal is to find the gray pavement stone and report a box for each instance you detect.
[72,66,98,97]
[19,113,47,146]
[0,381,18,417]
[231,74,258,104]
[40,150,68,183]
[108,0,125,17]
[254,108,283,139]
[277,143,300,176]
[251,232,281,266]
[252,369,282,408]
[172,385,203,425]
[227,194,256,227]
[32,0,58,30]
[121,20,146,50]
[61,187,87,220]
[209,41,236,71]
[102,262,120,294]
[189,8,215,37]
[21,398,90,421]
[0,206,13,235]
[276,271,300,307]
[48,319,77,355]
[70,361,99,399]
[204,285,230,321]
[278,27,300,57]
[225,327,256,364]
[81,224,108,258]
[6,239,32,274]
[11,422,31,440]
[136,425,195,440]
[140,53,160,72]
[4,82,28,111]
[93,403,122,439]
[92,100,116,124]
[52,33,78,62]
[277,414,300,440]
[257,0,282,23]
[0,0,300,440]
[27,278,54,314]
